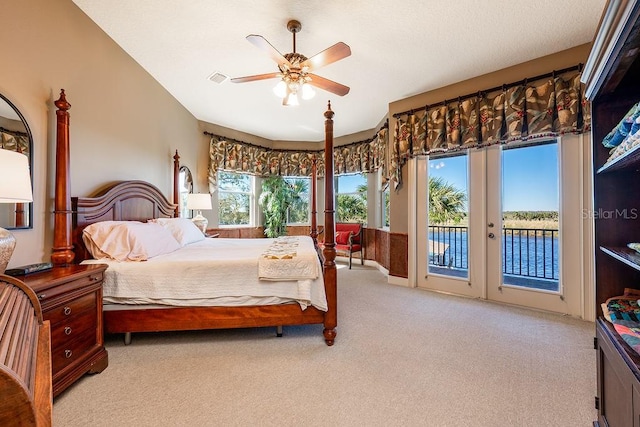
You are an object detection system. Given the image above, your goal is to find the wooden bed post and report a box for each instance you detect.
[323,101,337,346]
[52,89,75,266]
[173,150,180,218]
[310,157,318,245]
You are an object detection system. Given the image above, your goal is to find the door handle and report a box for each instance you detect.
[488,232,495,239]
[488,222,494,228]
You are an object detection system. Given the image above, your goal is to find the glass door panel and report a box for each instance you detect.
[427,154,469,279]
[501,142,559,291]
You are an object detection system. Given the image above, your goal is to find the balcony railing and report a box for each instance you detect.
[428,225,559,281]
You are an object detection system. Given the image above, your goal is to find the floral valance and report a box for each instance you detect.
[0,128,29,156]
[390,70,590,190]
[207,127,389,193]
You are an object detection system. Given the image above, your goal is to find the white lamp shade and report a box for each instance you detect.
[273,80,287,98]
[301,83,316,100]
[283,92,299,106]
[186,193,212,210]
[0,149,32,203]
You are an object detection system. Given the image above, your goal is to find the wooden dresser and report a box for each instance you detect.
[20,264,108,397]
[0,274,52,426]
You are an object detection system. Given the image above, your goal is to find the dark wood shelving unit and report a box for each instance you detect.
[596,140,640,173]
[600,246,640,271]
[583,1,640,426]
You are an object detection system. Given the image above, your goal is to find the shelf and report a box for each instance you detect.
[598,318,640,383]
[597,140,640,173]
[600,246,640,271]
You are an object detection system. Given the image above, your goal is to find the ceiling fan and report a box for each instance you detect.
[231,20,351,106]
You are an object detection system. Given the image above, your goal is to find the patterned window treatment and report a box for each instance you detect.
[0,129,29,155]
[390,69,590,191]
[207,126,389,194]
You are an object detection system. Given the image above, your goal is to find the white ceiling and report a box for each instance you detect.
[71,0,606,142]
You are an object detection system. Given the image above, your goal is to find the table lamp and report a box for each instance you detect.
[187,193,212,233]
[0,149,33,273]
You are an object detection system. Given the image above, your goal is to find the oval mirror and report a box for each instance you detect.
[178,165,193,218]
[0,93,33,229]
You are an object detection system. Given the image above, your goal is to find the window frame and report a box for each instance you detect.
[335,173,368,225]
[283,176,311,225]
[217,170,256,227]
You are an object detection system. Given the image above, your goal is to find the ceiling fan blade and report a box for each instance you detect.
[246,35,292,68]
[307,73,350,96]
[301,42,351,71]
[230,72,281,83]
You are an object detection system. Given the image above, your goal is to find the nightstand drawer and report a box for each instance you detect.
[51,329,98,374]
[21,264,108,396]
[35,272,103,305]
[46,292,97,325]
[50,308,97,346]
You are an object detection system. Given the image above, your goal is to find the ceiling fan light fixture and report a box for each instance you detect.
[231,19,351,103]
[273,80,287,98]
[301,82,315,100]
[283,91,299,106]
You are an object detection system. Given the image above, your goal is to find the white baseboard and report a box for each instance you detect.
[387,274,409,287]
[335,256,407,287]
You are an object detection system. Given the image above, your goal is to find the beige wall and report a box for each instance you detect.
[1,0,593,268]
[387,44,593,233]
[1,0,200,267]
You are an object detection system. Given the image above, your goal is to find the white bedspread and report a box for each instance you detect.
[82,236,327,311]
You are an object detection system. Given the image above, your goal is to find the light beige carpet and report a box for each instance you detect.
[53,265,596,426]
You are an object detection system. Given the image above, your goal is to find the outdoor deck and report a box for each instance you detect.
[428,266,559,292]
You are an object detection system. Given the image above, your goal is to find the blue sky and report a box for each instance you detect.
[429,143,559,211]
[337,174,367,193]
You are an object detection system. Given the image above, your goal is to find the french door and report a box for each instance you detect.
[415,138,584,316]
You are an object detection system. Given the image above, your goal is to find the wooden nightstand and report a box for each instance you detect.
[20,264,109,397]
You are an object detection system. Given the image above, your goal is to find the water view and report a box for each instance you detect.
[427,142,560,292]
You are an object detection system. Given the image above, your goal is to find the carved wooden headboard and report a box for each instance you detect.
[71,180,177,262]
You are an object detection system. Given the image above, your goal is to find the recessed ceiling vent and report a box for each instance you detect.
[208,72,229,84]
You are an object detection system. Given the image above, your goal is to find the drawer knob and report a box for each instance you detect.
[38,294,46,300]
[64,326,72,335]
[64,349,72,359]
[63,306,72,316]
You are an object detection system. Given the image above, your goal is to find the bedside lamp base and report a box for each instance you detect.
[0,227,16,274]
[191,212,208,234]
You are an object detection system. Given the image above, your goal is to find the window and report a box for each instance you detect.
[218,171,253,226]
[381,184,390,228]
[336,173,367,224]
[283,176,310,224]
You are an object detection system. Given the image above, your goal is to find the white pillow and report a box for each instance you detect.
[83,221,181,261]
[82,221,141,260]
[152,217,205,246]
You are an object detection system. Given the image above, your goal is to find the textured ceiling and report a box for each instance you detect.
[71,0,606,142]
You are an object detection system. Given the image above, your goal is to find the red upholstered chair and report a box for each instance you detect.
[320,223,364,269]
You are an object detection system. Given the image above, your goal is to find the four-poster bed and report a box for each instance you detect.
[52,90,338,346]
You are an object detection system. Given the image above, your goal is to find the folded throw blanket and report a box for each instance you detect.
[258,236,319,281]
[605,295,640,356]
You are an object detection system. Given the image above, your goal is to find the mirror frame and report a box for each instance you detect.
[0,92,33,229]
[178,165,193,218]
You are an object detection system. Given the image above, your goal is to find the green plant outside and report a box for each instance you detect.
[428,176,467,225]
[259,176,308,238]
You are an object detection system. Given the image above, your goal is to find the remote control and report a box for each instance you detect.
[4,262,53,276]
